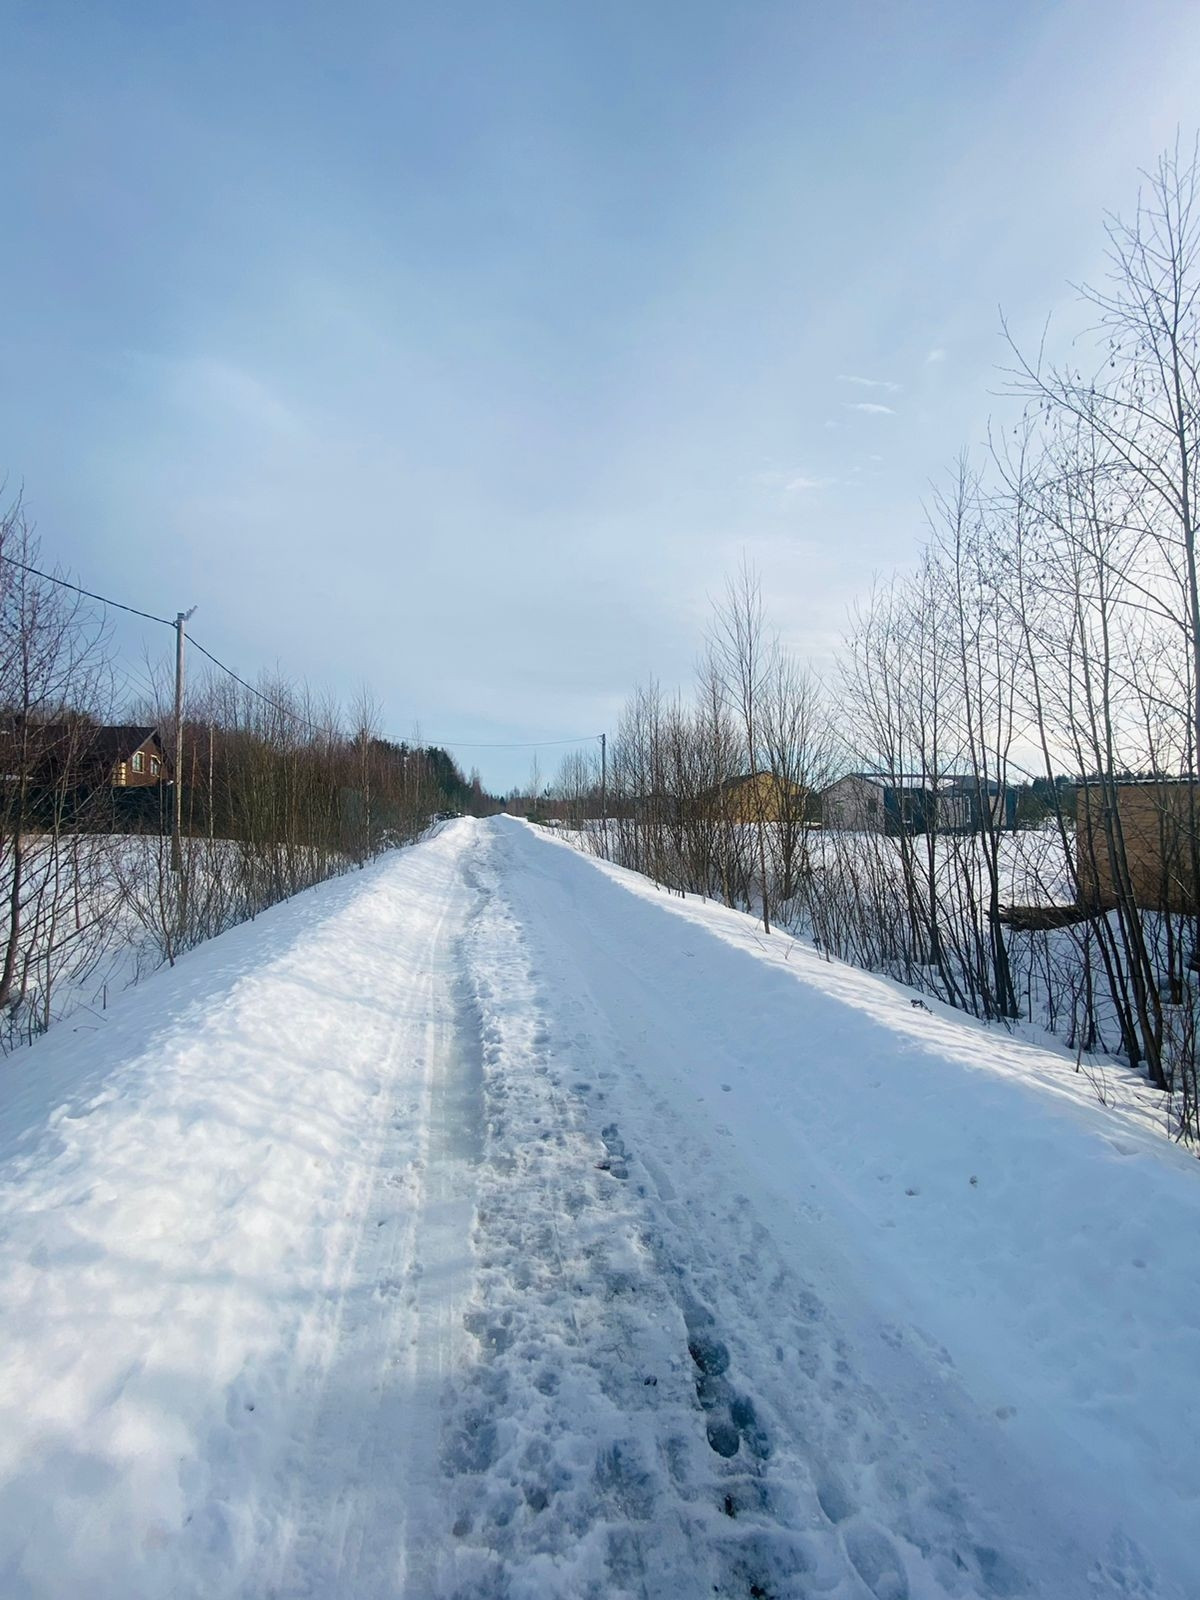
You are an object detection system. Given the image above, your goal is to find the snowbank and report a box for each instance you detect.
[0,830,469,1598]
[510,820,1200,1597]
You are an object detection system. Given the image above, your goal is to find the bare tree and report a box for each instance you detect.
[709,558,774,934]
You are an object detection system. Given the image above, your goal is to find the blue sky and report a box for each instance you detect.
[2,1,1199,790]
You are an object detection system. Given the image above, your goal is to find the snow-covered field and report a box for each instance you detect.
[0,816,1195,1598]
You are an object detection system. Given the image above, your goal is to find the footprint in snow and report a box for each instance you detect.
[844,1523,910,1600]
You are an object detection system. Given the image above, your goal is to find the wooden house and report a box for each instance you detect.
[1076,779,1200,913]
[86,726,170,788]
[25,724,171,793]
[705,773,810,824]
[1,722,171,828]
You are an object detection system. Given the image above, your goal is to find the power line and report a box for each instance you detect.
[0,549,600,752]
[420,734,602,749]
[189,639,601,749]
[186,634,327,734]
[0,551,330,733]
[0,552,174,628]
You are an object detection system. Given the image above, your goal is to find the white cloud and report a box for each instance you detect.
[925,347,947,365]
[752,469,833,494]
[842,401,895,415]
[837,374,901,392]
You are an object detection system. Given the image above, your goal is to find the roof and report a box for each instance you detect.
[1,723,164,773]
[834,772,927,791]
[80,725,161,765]
[825,773,885,790]
[834,771,1008,794]
[1078,775,1199,788]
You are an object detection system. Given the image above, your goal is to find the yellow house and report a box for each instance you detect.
[708,773,809,824]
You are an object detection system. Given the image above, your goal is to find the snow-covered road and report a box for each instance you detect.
[0,817,1196,1599]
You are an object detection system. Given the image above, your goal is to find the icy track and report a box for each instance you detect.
[0,819,1197,1600]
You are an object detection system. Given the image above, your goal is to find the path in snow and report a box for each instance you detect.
[0,816,1195,1599]
[268,851,482,1598]
[430,824,1096,1600]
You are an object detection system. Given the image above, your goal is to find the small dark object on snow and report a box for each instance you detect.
[643,1375,657,1386]
[969,1175,979,1187]
[911,998,931,1012]
[1001,902,1091,933]
[722,1493,736,1518]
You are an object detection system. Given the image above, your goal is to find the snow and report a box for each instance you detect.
[0,816,1196,1597]
[0,832,363,1056]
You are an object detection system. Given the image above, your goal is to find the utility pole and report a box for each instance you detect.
[600,732,608,859]
[172,607,196,874]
